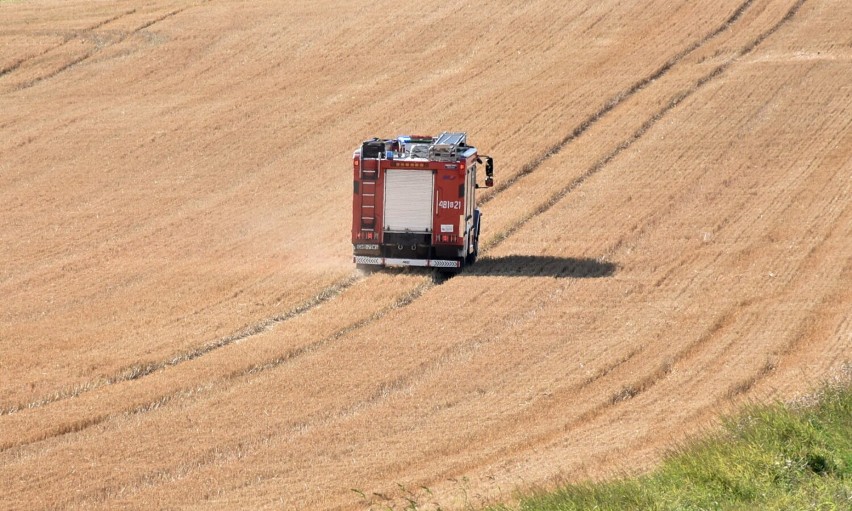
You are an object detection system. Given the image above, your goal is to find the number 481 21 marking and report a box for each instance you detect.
[438,200,462,210]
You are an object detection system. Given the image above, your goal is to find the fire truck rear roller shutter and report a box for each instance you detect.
[384,169,434,233]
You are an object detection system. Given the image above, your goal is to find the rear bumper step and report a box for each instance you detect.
[354,256,460,268]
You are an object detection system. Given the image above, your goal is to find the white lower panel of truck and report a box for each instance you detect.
[354,256,460,268]
[383,168,434,232]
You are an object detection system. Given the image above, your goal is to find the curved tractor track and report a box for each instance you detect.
[1,0,850,509]
[0,0,767,420]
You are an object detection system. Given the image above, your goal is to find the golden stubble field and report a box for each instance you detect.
[1,0,850,509]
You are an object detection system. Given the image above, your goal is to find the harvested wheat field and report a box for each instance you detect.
[1,0,850,509]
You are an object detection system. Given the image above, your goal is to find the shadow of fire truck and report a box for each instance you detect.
[464,255,616,278]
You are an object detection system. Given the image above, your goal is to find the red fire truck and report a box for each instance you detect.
[352,132,494,271]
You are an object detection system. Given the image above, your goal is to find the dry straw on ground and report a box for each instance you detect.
[1,0,850,508]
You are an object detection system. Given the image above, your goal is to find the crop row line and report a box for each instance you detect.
[0,10,137,80]
[0,0,755,417]
[0,0,788,445]
[414,0,811,487]
[0,277,436,454]
[2,4,205,92]
[480,0,757,207]
[0,272,362,416]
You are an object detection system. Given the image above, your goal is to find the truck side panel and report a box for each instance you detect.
[352,157,384,245]
[433,167,463,246]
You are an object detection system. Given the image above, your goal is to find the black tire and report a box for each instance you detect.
[466,210,481,266]
[466,246,477,266]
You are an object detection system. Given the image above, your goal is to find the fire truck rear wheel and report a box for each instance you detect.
[466,250,477,266]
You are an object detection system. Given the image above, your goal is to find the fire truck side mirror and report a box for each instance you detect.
[475,156,495,188]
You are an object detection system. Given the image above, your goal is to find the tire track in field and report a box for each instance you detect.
[416,0,816,486]
[0,275,435,453]
[366,0,813,491]
[70,0,815,488]
[3,0,798,460]
[647,167,850,401]
[76,297,730,506]
[0,272,363,417]
[479,0,757,207]
[484,0,806,257]
[714,142,852,398]
[70,294,742,505]
[10,1,831,504]
[415,301,746,487]
[415,303,770,492]
[0,10,136,79]
[729,210,852,398]
[1,0,760,419]
[0,0,776,450]
[9,5,201,92]
[500,0,808,456]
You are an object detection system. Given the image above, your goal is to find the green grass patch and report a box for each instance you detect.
[498,379,852,511]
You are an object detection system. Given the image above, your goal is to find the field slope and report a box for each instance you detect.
[1,0,850,509]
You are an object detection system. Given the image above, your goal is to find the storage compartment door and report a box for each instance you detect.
[384,169,434,232]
